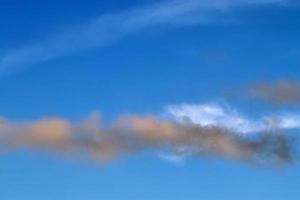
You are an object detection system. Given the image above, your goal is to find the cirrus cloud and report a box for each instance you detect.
[0,0,289,75]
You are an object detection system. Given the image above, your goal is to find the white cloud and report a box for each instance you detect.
[0,0,288,74]
[166,103,300,134]
[159,154,185,164]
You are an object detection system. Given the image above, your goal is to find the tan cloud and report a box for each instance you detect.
[0,117,11,136]
[248,80,300,105]
[23,118,72,148]
[122,116,177,142]
[0,112,295,167]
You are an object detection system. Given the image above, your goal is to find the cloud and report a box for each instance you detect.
[166,103,300,134]
[0,0,288,74]
[159,154,185,164]
[0,109,295,167]
[247,80,300,105]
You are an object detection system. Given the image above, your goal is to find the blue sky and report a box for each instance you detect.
[0,0,299,200]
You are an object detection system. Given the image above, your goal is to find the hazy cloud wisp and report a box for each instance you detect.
[0,0,288,74]
[247,80,300,105]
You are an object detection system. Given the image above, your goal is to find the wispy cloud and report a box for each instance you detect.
[166,103,300,134]
[246,80,300,105]
[0,0,288,75]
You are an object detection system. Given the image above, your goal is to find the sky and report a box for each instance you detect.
[0,0,300,200]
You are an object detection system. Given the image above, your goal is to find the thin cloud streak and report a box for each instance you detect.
[0,0,288,74]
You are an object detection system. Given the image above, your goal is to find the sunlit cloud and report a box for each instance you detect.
[166,103,300,134]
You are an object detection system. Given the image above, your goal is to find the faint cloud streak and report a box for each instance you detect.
[0,0,288,75]
[247,80,300,105]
